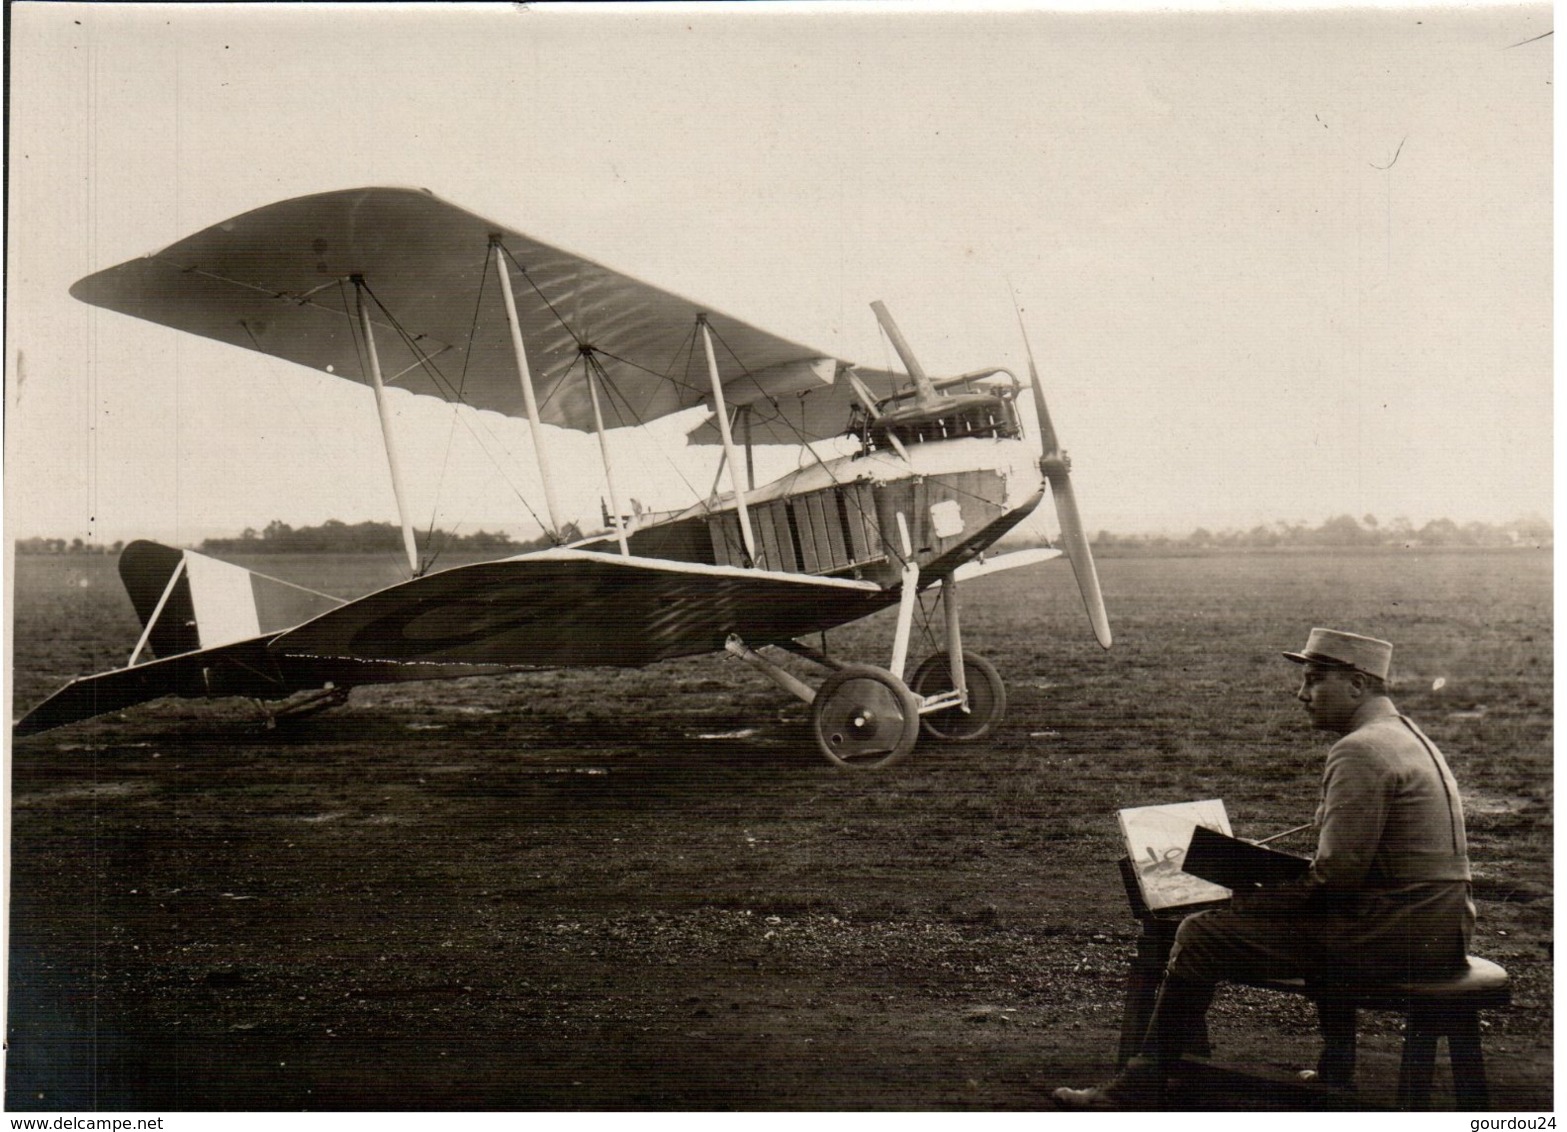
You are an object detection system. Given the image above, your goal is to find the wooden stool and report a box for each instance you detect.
[1116,859,1511,1109]
[1253,957,1511,1110]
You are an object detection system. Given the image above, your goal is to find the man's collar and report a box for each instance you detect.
[1348,695,1399,731]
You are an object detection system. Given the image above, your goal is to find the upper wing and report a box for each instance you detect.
[680,365,1019,448]
[682,363,908,447]
[270,549,896,668]
[70,186,873,439]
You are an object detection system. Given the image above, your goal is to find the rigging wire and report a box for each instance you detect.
[586,344,709,426]
[710,318,1028,521]
[330,276,423,574]
[915,591,941,654]
[592,328,722,516]
[423,240,502,574]
[534,359,577,419]
[239,319,335,472]
[493,244,724,538]
[500,243,585,353]
[334,249,1003,585]
[676,327,749,517]
[495,244,717,526]
[356,279,549,541]
[498,247,588,421]
[703,320,910,571]
[588,350,714,521]
[496,243,720,531]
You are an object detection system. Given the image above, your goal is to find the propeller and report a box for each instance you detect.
[1016,310,1112,649]
[870,300,940,407]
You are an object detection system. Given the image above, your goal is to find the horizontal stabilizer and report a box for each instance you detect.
[13,637,279,738]
[14,544,353,736]
[14,656,191,738]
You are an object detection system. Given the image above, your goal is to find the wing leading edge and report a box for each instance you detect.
[69,186,895,443]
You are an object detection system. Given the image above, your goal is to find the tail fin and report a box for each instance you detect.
[15,544,349,738]
[119,540,346,659]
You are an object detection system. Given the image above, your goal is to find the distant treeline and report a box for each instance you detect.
[16,512,1552,556]
[16,537,128,555]
[1091,514,1552,552]
[14,520,546,557]
[198,519,546,555]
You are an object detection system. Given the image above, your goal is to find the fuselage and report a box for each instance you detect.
[582,429,1047,589]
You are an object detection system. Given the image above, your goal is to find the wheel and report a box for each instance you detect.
[909,651,1006,742]
[811,664,921,769]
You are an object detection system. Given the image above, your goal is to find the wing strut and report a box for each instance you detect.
[742,407,756,490]
[494,239,564,541]
[355,278,421,576]
[699,316,757,565]
[583,351,630,556]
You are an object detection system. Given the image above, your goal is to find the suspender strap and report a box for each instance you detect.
[1399,715,1464,856]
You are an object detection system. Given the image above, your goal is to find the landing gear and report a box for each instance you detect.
[726,558,1008,769]
[810,664,921,769]
[909,651,1006,742]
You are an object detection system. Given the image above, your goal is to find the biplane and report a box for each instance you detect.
[15,186,1111,768]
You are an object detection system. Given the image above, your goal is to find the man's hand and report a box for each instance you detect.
[1230,880,1312,916]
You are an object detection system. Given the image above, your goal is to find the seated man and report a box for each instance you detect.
[1055,628,1475,1110]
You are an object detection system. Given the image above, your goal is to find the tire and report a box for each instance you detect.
[908,652,1006,742]
[810,664,921,769]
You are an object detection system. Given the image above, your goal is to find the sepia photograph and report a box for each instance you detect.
[4,0,1552,1115]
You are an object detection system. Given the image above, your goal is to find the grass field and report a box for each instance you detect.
[6,546,1553,1110]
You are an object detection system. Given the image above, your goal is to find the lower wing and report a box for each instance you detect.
[16,548,1056,736]
[270,549,896,668]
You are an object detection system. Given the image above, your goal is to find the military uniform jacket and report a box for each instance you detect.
[1305,698,1475,977]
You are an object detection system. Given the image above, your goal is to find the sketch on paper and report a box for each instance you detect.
[1117,798,1234,912]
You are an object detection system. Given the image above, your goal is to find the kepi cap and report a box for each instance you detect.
[1283,628,1392,681]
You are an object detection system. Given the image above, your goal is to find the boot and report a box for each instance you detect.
[1052,1056,1163,1110]
[1053,1053,1165,1103]
[1313,997,1357,1088]
[1053,976,1216,1111]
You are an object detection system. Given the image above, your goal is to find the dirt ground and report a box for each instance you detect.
[5,550,1553,1111]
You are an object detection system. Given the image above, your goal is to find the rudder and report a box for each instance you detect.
[119,540,200,658]
[118,540,346,658]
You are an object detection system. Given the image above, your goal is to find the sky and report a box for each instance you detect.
[4,1,1553,547]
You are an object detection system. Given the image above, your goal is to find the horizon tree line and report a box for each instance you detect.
[14,511,1552,555]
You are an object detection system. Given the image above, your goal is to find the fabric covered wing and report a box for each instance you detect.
[70,186,872,439]
[269,550,895,668]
